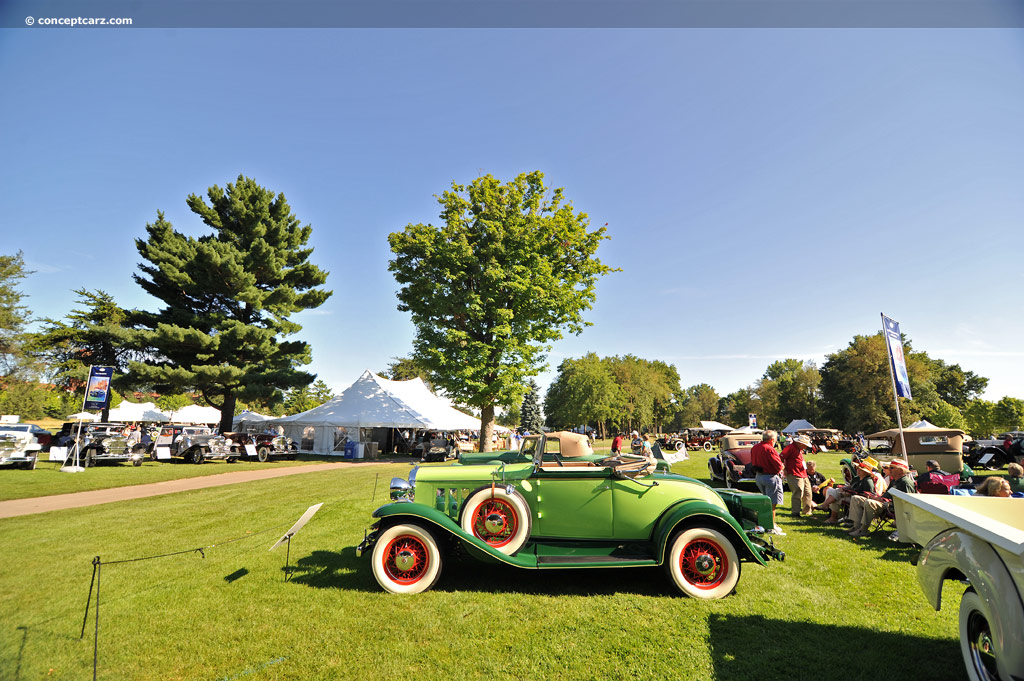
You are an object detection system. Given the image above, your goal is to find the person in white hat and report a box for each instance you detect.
[846,459,916,537]
[781,434,815,516]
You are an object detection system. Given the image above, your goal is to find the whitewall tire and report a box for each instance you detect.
[666,527,740,599]
[460,486,531,555]
[371,523,443,594]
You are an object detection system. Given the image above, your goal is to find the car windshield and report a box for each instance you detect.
[520,436,539,459]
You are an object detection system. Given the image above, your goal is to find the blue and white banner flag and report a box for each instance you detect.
[881,314,912,399]
[748,413,757,428]
[83,365,115,411]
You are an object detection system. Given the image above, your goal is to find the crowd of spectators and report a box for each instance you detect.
[748,430,1021,542]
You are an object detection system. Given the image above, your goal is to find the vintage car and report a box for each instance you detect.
[72,423,146,467]
[964,431,1024,471]
[415,437,456,463]
[866,427,965,478]
[686,429,723,452]
[707,432,771,487]
[226,431,297,462]
[0,428,41,469]
[656,432,689,452]
[156,425,238,464]
[356,431,784,597]
[891,490,1024,681]
[0,423,52,450]
[795,428,844,452]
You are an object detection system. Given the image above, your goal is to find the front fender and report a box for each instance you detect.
[917,529,1024,674]
[369,503,531,567]
[653,500,769,566]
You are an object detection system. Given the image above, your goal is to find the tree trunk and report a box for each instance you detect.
[480,405,495,452]
[220,391,236,433]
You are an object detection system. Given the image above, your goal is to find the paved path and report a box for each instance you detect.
[0,460,402,519]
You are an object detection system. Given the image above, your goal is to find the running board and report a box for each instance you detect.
[536,555,657,566]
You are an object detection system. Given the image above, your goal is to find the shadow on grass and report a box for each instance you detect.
[707,614,963,681]
[286,547,672,596]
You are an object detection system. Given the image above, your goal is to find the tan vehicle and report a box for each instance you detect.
[866,427,964,474]
[892,490,1024,680]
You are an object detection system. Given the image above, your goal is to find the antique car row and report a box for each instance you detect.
[1,421,298,469]
[356,431,785,598]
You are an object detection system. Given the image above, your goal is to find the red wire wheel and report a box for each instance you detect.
[371,524,442,594]
[679,538,729,589]
[666,527,740,599]
[460,486,532,556]
[382,534,431,585]
[468,497,519,548]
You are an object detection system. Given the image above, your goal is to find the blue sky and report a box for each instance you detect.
[2,29,1022,406]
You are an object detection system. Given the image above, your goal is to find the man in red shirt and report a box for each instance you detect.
[781,434,814,516]
[749,430,785,535]
[611,433,624,456]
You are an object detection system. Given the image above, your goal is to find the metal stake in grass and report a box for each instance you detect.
[79,556,101,681]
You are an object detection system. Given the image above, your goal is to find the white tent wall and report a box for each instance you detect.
[269,370,480,455]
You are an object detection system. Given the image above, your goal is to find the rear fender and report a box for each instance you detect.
[653,500,768,566]
[917,529,1024,673]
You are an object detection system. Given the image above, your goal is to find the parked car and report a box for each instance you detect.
[356,431,784,597]
[0,427,41,469]
[686,428,725,452]
[866,427,966,478]
[226,431,297,462]
[964,431,1024,470]
[795,428,844,452]
[71,423,146,467]
[708,432,765,486]
[0,423,52,450]
[656,432,689,452]
[892,490,1024,681]
[156,425,238,464]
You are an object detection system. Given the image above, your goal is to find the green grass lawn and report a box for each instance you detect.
[0,455,356,502]
[0,452,967,681]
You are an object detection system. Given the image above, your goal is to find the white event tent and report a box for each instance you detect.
[270,370,480,454]
[699,420,735,432]
[67,411,100,421]
[232,410,273,430]
[106,401,169,422]
[168,404,222,424]
[781,419,816,434]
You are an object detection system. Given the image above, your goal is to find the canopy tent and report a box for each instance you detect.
[67,411,100,421]
[699,420,734,432]
[908,420,939,429]
[168,404,222,424]
[781,419,816,434]
[232,410,274,430]
[105,401,169,423]
[269,370,481,454]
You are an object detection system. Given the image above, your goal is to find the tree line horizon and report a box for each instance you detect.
[1,172,1020,447]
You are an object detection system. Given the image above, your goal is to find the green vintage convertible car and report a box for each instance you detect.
[356,431,784,598]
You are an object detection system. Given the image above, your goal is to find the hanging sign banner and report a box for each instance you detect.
[748,413,757,428]
[83,366,115,411]
[881,315,913,399]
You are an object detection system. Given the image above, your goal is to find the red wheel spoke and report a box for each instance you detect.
[471,498,519,547]
[382,535,430,584]
[680,539,728,590]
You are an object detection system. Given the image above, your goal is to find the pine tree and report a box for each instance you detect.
[520,379,543,433]
[128,176,332,431]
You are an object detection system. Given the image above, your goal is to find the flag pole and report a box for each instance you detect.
[881,313,910,459]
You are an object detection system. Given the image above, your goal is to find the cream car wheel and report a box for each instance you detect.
[371,524,443,594]
[703,441,713,452]
[666,527,740,599]
[460,486,531,555]
[959,589,1001,681]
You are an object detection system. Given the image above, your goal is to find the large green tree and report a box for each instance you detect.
[520,379,543,433]
[30,289,136,395]
[544,353,617,437]
[128,176,332,432]
[388,171,614,450]
[755,359,820,429]
[0,251,32,377]
[674,383,722,430]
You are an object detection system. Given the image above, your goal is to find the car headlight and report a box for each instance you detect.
[389,478,414,502]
